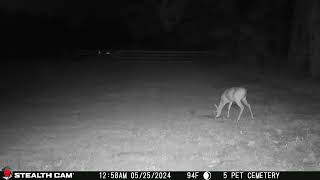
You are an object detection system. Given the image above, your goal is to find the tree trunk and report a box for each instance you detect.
[308,0,320,78]
[288,0,320,78]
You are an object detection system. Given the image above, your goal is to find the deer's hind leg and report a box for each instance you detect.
[235,100,244,122]
[227,102,232,118]
[242,96,254,119]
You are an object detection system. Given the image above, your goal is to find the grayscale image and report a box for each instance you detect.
[0,0,320,171]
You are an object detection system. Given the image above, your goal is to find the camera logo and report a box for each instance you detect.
[1,167,12,180]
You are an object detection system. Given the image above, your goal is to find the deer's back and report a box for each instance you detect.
[222,87,247,102]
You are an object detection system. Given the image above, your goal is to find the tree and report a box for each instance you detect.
[288,0,320,78]
[150,0,190,32]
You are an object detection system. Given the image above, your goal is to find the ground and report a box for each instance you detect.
[0,57,320,171]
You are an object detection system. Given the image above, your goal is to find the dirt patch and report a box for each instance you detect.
[1,61,319,170]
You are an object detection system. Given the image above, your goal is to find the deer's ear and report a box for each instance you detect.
[214,104,218,109]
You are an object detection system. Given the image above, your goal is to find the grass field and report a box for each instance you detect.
[1,57,320,170]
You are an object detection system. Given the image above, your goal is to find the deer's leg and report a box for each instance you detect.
[242,97,254,119]
[227,102,232,118]
[235,100,244,122]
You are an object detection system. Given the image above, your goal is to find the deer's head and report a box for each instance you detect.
[213,103,222,118]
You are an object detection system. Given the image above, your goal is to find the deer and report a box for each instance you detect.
[214,87,254,122]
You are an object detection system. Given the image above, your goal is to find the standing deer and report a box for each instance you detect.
[214,87,254,121]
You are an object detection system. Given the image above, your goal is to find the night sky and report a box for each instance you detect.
[0,0,64,15]
[1,0,292,58]
[2,1,131,51]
